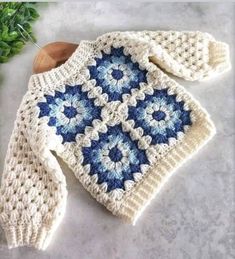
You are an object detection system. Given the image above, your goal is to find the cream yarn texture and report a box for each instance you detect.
[0,31,231,250]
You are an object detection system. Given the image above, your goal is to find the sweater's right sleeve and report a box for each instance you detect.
[0,91,67,250]
[131,30,231,81]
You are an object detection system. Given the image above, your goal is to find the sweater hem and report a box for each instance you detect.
[117,114,216,225]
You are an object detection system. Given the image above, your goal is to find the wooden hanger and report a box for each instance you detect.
[33,42,79,74]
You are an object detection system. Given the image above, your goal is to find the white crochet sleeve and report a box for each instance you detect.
[130,30,231,81]
[0,90,67,250]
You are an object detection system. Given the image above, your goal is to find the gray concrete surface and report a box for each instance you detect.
[0,2,234,259]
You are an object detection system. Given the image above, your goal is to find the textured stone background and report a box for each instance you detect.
[0,2,234,259]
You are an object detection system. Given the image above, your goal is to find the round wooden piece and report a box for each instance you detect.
[33,42,79,74]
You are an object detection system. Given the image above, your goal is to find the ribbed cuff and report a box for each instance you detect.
[209,41,231,73]
[2,224,53,250]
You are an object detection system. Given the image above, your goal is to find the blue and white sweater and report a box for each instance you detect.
[0,31,231,250]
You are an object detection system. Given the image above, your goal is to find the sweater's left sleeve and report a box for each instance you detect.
[132,30,231,81]
[0,91,67,250]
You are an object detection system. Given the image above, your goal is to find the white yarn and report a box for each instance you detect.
[0,31,230,250]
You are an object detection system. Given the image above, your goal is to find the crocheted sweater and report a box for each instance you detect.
[0,31,231,250]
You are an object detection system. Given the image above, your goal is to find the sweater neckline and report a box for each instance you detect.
[29,40,95,90]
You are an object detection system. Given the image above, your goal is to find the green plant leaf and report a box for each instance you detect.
[0,41,10,49]
[12,41,24,48]
[0,2,40,64]
[7,31,19,41]
[5,8,16,17]
[28,7,39,20]
[0,56,9,63]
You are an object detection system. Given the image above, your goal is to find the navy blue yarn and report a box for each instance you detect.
[152,110,166,121]
[128,89,192,145]
[112,69,124,80]
[109,146,123,162]
[82,124,150,192]
[37,84,102,143]
[88,46,148,101]
[63,106,78,118]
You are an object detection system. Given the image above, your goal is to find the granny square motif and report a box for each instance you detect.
[88,46,148,101]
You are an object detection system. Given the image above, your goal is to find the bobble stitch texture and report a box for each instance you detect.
[0,30,230,250]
